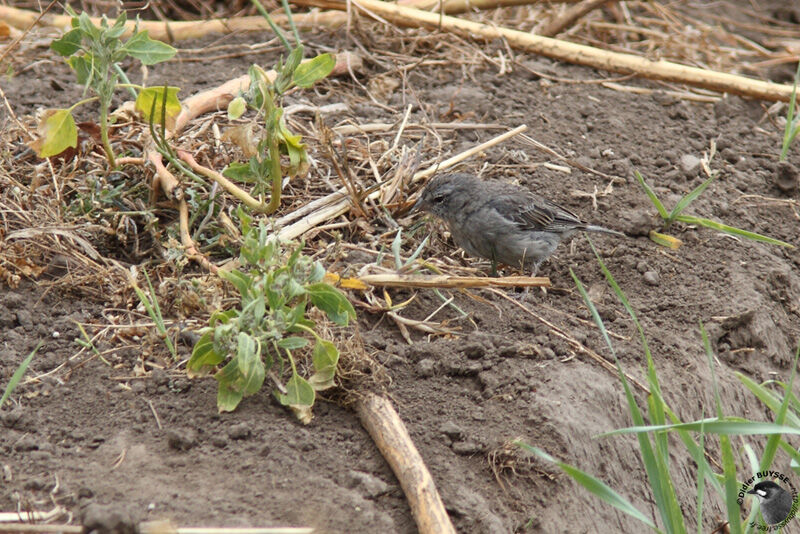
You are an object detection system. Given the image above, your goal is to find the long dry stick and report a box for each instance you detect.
[0,6,347,40]
[355,393,456,534]
[339,0,794,102]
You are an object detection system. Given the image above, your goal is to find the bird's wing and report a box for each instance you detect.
[497,192,585,233]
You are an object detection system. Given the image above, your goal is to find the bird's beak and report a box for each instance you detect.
[409,195,425,214]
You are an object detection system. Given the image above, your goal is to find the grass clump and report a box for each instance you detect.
[518,239,800,533]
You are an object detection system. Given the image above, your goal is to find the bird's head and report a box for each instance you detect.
[411,173,477,220]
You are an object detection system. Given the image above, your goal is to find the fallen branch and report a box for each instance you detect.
[339,0,794,102]
[355,393,455,534]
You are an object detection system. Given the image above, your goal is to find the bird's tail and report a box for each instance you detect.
[584,225,626,237]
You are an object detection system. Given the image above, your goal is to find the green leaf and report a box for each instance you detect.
[77,12,101,41]
[668,174,715,220]
[123,31,177,65]
[293,53,336,88]
[67,55,93,86]
[223,161,257,183]
[634,170,669,220]
[1,342,41,408]
[306,282,355,326]
[517,442,655,528]
[308,339,339,391]
[219,269,253,299]
[215,358,245,412]
[28,109,78,158]
[51,28,84,56]
[135,86,181,130]
[210,309,238,326]
[274,46,304,94]
[235,333,265,396]
[675,215,794,247]
[187,331,224,376]
[277,336,309,350]
[105,11,127,40]
[277,372,315,424]
[228,96,247,120]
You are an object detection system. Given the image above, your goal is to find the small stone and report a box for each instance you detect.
[417,358,435,377]
[228,423,251,440]
[211,435,228,448]
[636,260,648,273]
[775,161,798,194]
[14,435,39,451]
[451,440,483,455]
[15,309,33,330]
[81,503,138,534]
[643,271,660,286]
[166,429,197,451]
[461,342,486,360]
[440,421,464,440]
[347,470,390,498]
[679,154,701,175]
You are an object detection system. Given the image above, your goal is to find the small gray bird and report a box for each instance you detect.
[412,173,624,275]
[749,481,794,525]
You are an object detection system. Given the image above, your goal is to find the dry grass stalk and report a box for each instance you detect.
[347,273,551,289]
[0,6,348,40]
[339,0,795,101]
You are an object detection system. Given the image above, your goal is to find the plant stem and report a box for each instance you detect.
[251,0,291,51]
[265,133,282,215]
[99,104,116,168]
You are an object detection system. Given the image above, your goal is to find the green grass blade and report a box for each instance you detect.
[780,61,800,161]
[635,170,669,220]
[696,416,705,534]
[736,373,800,428]
[668,175,716,220]
[516,442,657,529]
[571,268,677,531]
[675,215,794,247]
[0,342,42,407]
[700,322,741,531]
[759,343,800,472]
[600,419,800,436]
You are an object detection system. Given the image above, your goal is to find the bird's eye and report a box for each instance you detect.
[432,193,446,204]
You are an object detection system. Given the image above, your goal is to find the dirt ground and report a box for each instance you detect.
[2,1,800,533]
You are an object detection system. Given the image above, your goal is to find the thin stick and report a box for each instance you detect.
[348,273,551,288]
[355,393,455,534]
